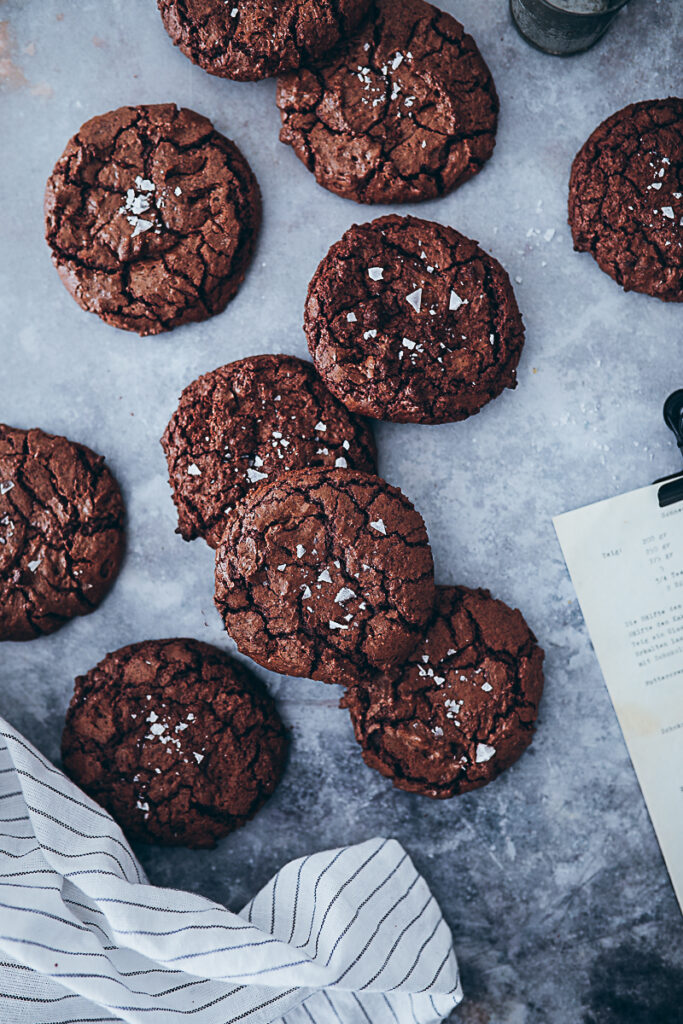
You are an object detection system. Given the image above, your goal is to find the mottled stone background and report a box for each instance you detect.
[1,1,682,1020]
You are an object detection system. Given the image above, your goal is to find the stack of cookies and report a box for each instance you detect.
[159,348,545,805]
[2,0,680,848]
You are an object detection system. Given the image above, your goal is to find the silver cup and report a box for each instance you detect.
[510,0,630,55]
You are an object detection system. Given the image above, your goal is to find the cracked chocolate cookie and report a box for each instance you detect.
[157,0,372,82]
[304,215,524,423]
[276,0,498,204]
[0,425,125,642]
[44,104,261,335]
[569,98,683,302]
[62,638,288,848]
[342,586,544,798]
[161,354,377,548]
[214,468,435,682]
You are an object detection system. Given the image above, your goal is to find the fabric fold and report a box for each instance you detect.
[0,718,462,1024]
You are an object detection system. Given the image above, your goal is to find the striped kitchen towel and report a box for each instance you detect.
[0,717,463,1024]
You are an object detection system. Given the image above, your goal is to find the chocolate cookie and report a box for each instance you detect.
[62,639,287,848]
[342,586,544,798]
[568,98,683,302]
[304,215,524,423]
[215,468,435,682]
[44,104,261,335]
[276,0,498,204]
[157,0,371,82]
[161,354,377,548]
[0,425,124,643]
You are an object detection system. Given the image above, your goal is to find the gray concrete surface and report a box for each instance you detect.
[0,1,681,1020]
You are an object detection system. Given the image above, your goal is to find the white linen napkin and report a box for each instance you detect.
[0,717,463,1024]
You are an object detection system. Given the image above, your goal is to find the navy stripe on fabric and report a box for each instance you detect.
[309,840,387,960]
[419,945,454,993]
[92,895,225,914]
[333,874,420,985]
[111,922,257,938]
[323,852,407,968]
[352,992,373,1023]
[229,987,297,1022]
[287,854,310,943]
[383,993,401,1023]
[322,990,344,1024]
[359,893,432,990]
[390,910,443,989]
[298,848,347,950]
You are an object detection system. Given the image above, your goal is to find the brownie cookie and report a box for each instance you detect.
[304,215,524,423]
[62,639,288,848]
[161,354,377,548]
[342,586,544,798]
[215,468,435,682]
[44,104,261,335]
[276,0,498,204]
[0,425,124,642]
[158,0,371,82]
[569,98,683,302]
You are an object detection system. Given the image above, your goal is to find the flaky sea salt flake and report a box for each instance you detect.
[406,287,422,312]
[475,743,496,763]
[130,218,154,237]
[449,290,467,311]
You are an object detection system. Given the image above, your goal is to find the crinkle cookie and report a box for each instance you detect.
[569,98,683,302]
[0,424,124,642]
[62,638,288,848]
[45,104,261,334]
[214,468,436,682]
[304,215,524,423]
[277,0,498,203]
[157,0,372,81]
[161,354,376,547]
[342,586,544,798]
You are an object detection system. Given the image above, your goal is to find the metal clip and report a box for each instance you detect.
[658,391,683,507]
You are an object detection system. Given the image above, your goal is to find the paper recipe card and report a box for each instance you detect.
[554,482,683,913]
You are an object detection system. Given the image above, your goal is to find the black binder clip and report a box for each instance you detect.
[658,390,683,507]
